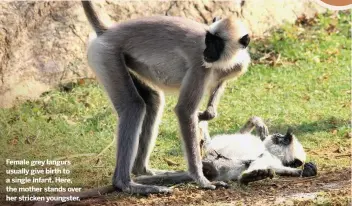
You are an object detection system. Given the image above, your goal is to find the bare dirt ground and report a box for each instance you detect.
[58,167,350,206]
[6,166,349,206]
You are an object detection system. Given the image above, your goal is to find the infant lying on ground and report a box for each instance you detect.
[135,116,317,186]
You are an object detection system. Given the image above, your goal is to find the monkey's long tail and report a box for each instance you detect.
[135,171,193,185]
[81,1,107,36]
[32,172,193,206]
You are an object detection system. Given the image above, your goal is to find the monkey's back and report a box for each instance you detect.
[90,16,209,90]
[106,16,207,53]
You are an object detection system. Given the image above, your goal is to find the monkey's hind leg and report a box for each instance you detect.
[130,73,166,176]
[93,53,171,195]
[239,116,269,140]
[238,156,274,185]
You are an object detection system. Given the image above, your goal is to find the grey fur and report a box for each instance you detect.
[82,2,250,194]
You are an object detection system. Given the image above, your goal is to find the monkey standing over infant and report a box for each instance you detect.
[82,1,251,194]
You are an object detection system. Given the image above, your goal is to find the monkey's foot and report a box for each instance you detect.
[212,181,229,188]
[256,124,269,141]
[194,175,216,190]
[251,116,269,140]
[114,181,172,195]
[239,169,274,185]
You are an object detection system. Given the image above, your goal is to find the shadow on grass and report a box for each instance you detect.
[268,117,349,136]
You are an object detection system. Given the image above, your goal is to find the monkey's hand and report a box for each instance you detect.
[198,106,217,121]
[301,162,318,177]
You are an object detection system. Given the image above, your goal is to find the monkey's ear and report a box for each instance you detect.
[286,127,293,137]
[284,127,294,144]
[203,32,225,63]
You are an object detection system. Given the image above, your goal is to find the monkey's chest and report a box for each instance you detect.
[219,64,248,82]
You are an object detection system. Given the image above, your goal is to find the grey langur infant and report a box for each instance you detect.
[200,116,317,185]
[135,117,317,186]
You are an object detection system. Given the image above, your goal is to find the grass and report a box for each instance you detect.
[0,11,350,203]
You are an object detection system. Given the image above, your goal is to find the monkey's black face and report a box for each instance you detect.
[271,128,294,146]
[271,132,293,146]
[203,31,225,63]
[239,34,250,48]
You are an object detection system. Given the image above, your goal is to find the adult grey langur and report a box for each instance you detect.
[135,116,318,186]
[81,1,251,194]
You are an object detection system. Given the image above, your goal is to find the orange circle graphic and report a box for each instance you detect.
[320,0,352,6]
[315,0,352,10]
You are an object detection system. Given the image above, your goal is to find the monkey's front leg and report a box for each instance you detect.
[274,162,317,177]
[198,81,226,121]
[175,69,216,189]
